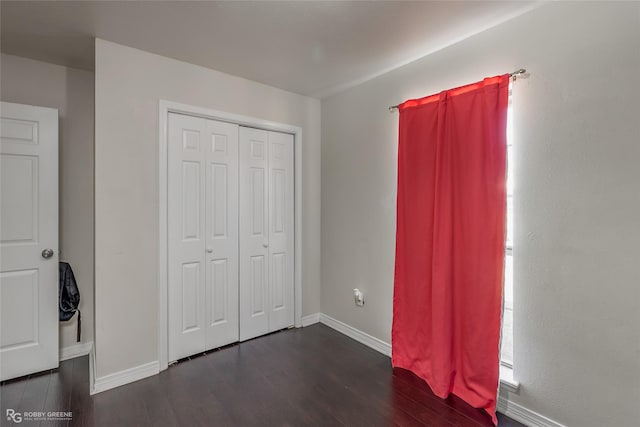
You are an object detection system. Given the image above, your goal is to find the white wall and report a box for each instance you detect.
[321,2,640,426]
[0,53,95,352]
[94,39,321,378]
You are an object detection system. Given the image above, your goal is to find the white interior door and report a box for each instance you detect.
[0,102,59,381]
[168,113,239,361]
[239,127,294,341]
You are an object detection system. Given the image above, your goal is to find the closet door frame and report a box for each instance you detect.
[158,100,303,371]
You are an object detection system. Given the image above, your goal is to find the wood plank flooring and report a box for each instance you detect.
[0,324,523,426]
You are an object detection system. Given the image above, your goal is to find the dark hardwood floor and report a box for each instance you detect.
[0,324,523,426]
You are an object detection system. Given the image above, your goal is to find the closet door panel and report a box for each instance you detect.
[204,119,239,349]
[267,131,295,331]
[169,114,240,360]
[168,113,207,361]
[239,127,270,341]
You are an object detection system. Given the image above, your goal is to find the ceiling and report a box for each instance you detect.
[1,1,537,98]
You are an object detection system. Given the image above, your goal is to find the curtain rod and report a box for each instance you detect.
[388,68,526,112]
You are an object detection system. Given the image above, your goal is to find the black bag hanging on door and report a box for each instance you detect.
[59,262,81,342]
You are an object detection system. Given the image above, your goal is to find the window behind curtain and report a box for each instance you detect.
[501,90,514,367]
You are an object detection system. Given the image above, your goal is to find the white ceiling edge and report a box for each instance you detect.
[314,1,546,99]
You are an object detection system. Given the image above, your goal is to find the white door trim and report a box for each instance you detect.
[158,100,303,371]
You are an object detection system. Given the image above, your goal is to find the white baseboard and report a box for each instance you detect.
[89,346,96,394]
[498,395,566,427]
[59,341,93,361]
[91,361,159,395]
[301,313,320,327]
[319,313,392,357]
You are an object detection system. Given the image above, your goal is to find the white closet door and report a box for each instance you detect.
[169,113,206,361]
[240,127,294,341]
[204,119,239,350]
[267,132,294,331]
[239,127,270,341]
[168,113,239,361]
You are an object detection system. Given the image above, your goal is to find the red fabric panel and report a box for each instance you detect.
[392,75,509,425]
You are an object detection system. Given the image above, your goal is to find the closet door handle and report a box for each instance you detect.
[206,247,213,253]
[262,241,269,248]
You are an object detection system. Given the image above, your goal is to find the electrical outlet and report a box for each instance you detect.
[353,288,365,306]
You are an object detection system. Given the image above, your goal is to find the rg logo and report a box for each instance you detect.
[6,409,22,423]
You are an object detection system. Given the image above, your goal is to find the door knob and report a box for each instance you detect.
[41,248,54,259]
[262,241,269,248]
[206,247,213,253]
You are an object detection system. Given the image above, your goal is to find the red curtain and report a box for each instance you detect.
[392,75,509,425]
